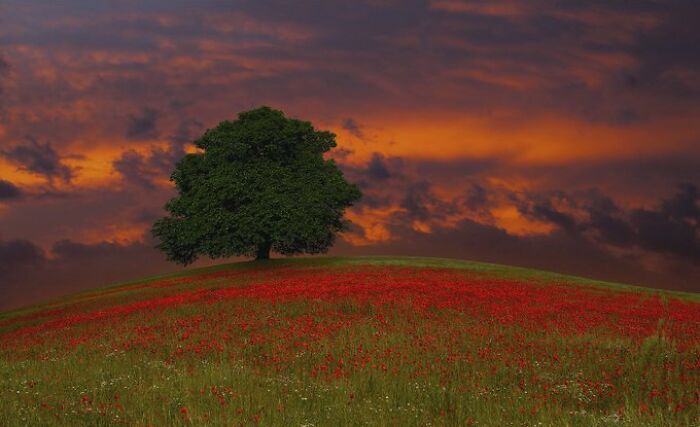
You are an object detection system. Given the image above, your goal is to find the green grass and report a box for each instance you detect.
[3,256,696,323]
[0,257,698,426]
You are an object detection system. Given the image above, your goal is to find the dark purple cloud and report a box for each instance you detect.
[342,118,365,139]
[518,192,580,235]
[463,184,488,211]
[628,183,700,259]
[113,117,202,189]
[126,108,160,140]
[516,183,700,261]
[0,179,22,201]
[0,239,44,275]
[365,153,392,181]
[1,138,75,184]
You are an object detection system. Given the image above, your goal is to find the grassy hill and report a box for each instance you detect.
[1,256,698,426]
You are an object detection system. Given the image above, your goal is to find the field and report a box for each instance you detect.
[0,256,698,426]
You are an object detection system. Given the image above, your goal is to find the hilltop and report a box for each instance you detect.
[1,257,698,426]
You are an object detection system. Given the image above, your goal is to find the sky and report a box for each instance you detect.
[1,0,699,309]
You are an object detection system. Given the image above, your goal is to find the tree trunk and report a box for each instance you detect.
[256,241,271,260]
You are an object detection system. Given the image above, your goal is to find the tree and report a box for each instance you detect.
[152,106,362,264]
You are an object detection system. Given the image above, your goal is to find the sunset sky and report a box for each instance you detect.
[1,0,699,309]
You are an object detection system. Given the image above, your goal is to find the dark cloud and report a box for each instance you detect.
[400,181,431,220]
[366,152,391,180]
[582,191,635,247]
[0,239,45,276]
[132,208,160,225]
[0,138,75,184]
[628,183,700,259]
[339,152,405,209]
[462,183,488,211]
[633,1,700,96]
[0,179,22,201]
[630,209,699,259]
[169,118,204,146]
[587,184,700,260]
[349,156,495,219]
[518,193,579,235]
[126,108,160,140]
[342,118,365,139]
[112,146,177,189]
[115,117,203,188]
[400,181,446,221]
[0,236,196,311]
[518,183,700,261]
[113,150,159,189]
[660,182,700,221]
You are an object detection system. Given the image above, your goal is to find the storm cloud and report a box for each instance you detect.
[1,139,75,184]
[0,179,22,201]
[517,183,700,261]
[126,108,161,140]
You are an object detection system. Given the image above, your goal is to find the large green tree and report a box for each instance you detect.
[152,107,362,264]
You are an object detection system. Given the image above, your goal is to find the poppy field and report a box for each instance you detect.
[0,257,698,426]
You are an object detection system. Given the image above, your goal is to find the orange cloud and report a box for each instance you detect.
[76,223,148,246]
[344,206,405,245]
[332,109,700,166]
[490,205,556,236]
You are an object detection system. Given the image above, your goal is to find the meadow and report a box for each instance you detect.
[0,257,698,426]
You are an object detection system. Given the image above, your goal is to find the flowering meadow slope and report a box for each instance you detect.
[0,257,698,426]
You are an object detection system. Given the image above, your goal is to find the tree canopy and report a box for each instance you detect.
[152,106,362,264]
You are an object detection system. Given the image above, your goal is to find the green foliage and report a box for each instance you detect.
[152,107,362,264]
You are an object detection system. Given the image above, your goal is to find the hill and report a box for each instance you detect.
[1,256,698,426]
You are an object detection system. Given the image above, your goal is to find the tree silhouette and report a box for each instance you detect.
[152,107,362,264]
